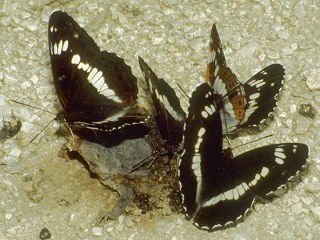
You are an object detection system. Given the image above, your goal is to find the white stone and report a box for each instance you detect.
[290,104,297,113]
[176,217,184,225]
[311,207,320,222]
[6,227,17,235]
[306,68,320,90]
[20,81,31,89]
[10,148,21,157]
[152,37,165,45]
[30,75,39,84]
[5,213,12,219]
[27,23,38,31]
[91,226,103,236]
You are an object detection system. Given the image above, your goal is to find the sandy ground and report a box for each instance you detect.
[1,0,320,239]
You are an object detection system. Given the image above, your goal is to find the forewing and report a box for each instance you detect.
[178,83,222,220]
[139,57,186,147]
[48,11,147,131]
[240,64,285,128]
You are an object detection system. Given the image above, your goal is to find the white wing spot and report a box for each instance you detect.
[292,144,298,153]
[78,62,90,71]
[69,55,121,102]
[201,110,208,118]
[91,70,103,84]
[62,40,68,51]
[233,188,239,200]
[88,68,98,81]
[255,173,261,181]
[275,147,284,152]
[256,81,266,88]
[214,64,219,78]
[249,92,260,100]
[49,42,53,55]
[237,184,245,196]
[53,43,58,55]
[198,127,205,137]
[224,189,233,200]
[275,151,286,159]
[261,167,269,177]
[71,54,81,65]
[195,137,203,150]
[160,94,184,121]
[249,79,264,87]
[275,157,284,165]
[191,155,202,182]
[203,194,222,207]
[57,40,63,55]
[204,105,212,115]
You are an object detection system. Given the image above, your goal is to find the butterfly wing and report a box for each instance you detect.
[238,64,285,128]
[228,143,308,195]
[178,83,223,220]
[205,23,227,88]
[48,10,147,131]
[138,57,186,148]
[205,23,238,101]
[192,143,308,231]
[205,23,284,133]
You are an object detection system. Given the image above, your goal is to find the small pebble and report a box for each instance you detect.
[6,227,17,235]
[161,205,172,216]
[176,218,184,225]
[299,103,316,119]
[125,217,135,228]
[39,228,51,239]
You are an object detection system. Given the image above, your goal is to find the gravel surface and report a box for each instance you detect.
[0,1,319,239]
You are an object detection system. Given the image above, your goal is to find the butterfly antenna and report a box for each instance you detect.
[130,149,168,173]
[232,134,273,150]
[176,83,190,99]
[30,117,56,143]
[130,153,156,173]
[176,82,191,112]
[11,100,64,143]
[10,100,57,115]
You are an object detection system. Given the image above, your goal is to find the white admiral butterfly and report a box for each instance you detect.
[138,57,186,154]
[206,24,285,133]
[178,83,308,231]
[48,10,149,136]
